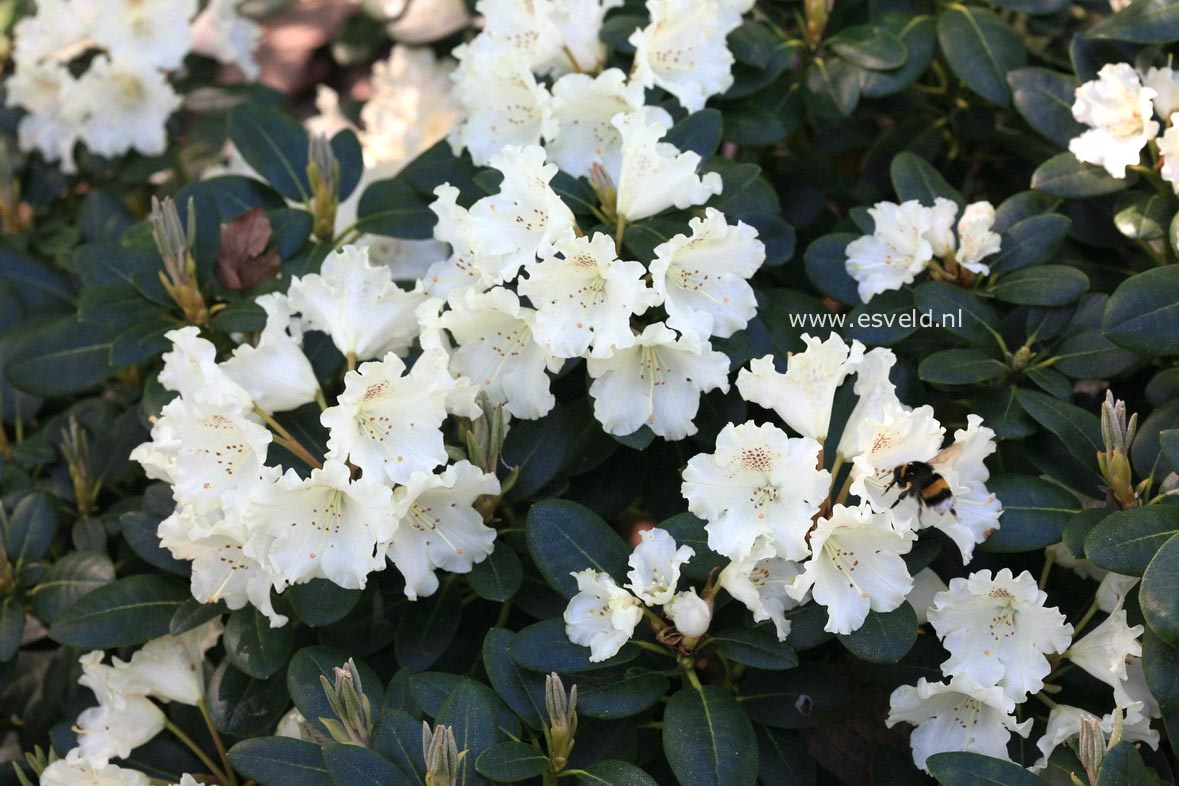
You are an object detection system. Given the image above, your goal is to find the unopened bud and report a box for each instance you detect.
[544,673,577,772]
[61,417,101,517]
[318,659,373,746]
[307,134,340,242]
[1011,345,1034,372]
[423,722,464,786]
[1098,391,1139,508]
[151,196,210,325]
[587,163,617,221]
[1078,714,1104,786]
[665,588,712,640]
[460,392,514,519]
[805,0,833,49]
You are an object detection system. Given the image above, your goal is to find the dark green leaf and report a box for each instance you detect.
[287,579,362,626]
[1114,192,1172,240]
[862,16,937,98]
[979,474,1080,553]
[49,575,188,648]
[330,129,364,202]
[926,751,1048,785]
[170,597,228,635]
[467,546,523,602]
[919,348,1008,385]
[1141,534,1179,646]
[323,743,414,786]
[1103,266,1179,355]
[577,669,670,719]
[990,265,1089,306]
[5,317,124,396]
[1032,153,1133,197]
[891,152,964,207]
[356,177,435,239]
[437,679,499,786]
[804,233,861,304]
[830,26,908,70]
[987,214,1071,274]
[756,726,816,786]
[394,579,461,672]
[665,110,724,159]
[1015,388,1101,471]
[936,6,1026,105]
[738,665,850,729]
[509,618,638,673]
[1096,741,1148,785]
[1090,0,1179,43]
[225,606,294,679]
[914,281,1003,349]
[1086,506,1179,576]
[30,551,115,624]
[483,628,545,729]
[1008,68,1083,146]
[0,247,74,307]
[4,491,58,565]
[475,741,550,781]
[574,760,659,786]
[526,500,630,598]
[208,661,291,737]
[228,737,332,786]
[663,686,758,786]
[287,646,384,737]
[803,57,861,119]
[713,626,799,670]
[837,604,918,663]
[229,104,312,202]
[0,597,24,660]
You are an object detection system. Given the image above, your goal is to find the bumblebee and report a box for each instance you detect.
[883,445,966,519]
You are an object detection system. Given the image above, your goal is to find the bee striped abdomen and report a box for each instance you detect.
[920,477,954,514]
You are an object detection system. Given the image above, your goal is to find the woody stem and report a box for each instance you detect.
[254,407,323,470]
[199,699,239,786]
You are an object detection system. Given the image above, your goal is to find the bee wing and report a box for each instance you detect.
[930,442,966,470]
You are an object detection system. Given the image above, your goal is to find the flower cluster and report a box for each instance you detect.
[6,0,259,171]
[39,621,223,783]
[886,564,1161,772]
[1069,62,1179,182]
[565,528,710,662]
[447,0,749,164]
[132,245,502,624]
[844,198,1002,303]
[563,333,1006,661]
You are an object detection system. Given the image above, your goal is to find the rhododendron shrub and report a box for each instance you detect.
[1,0,1178,785]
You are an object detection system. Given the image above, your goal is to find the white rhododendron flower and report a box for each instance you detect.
[737,333,865,443]
[5,61,84,171]
[928,568,1073,700]
[650,208,765,340]
[162,525,287,626]
[547,69,655,177]
[449,38,555,165]
[906,568,948,626]
[1065,608,1144,689]
[682,421,828,562]
[954,201,1002,274]
[521,232,656,358]
[1144,65,1179,119]
[75,652,166,766]
[718,544,804,641]
[1159,121,1179,193]
[387,461,500,600]
[544,0,622,76]
[245,460,396,590]
[586,322,730,440]
[189,0,261,78]
[844,201,934,303]
[40,751,151,786]
[72,57,182,159]
[612,110,723,222]
[321,350,461,485]
[137,397,272,514]
[789,504,915,635]
[1070,63,1159,178]
[835,347,901,457]
[156,327,252,409]
[114,620,223,706]
[564,568,643,662]
[629,0,741,112]
[426,184,498,296]
[1097,572,1139,613]
[470,145,578,283]
[221,293,320,413]
[626,528,694,606]
[1032,703,1158,772]
[288,245,425,361]
[1115,657,1163,727]
[665,588,712,637]
[886,674,1032,772]
[437,287,562,419]
[90,0,196,70]
[856,413,1002,563]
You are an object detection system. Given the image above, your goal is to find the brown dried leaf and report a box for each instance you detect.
[217,207,281,291]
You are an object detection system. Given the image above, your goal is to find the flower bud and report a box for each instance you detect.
[665,588,712,639]
[544,672,577,772]
[151,196,210,325]
[587,163,617,221]
[317,659,373,747]
[307,134,340,242]
[1098,391,1139,508]
[60,417,101,517]
[422,721,464,786]
[1078,714,1104,786]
